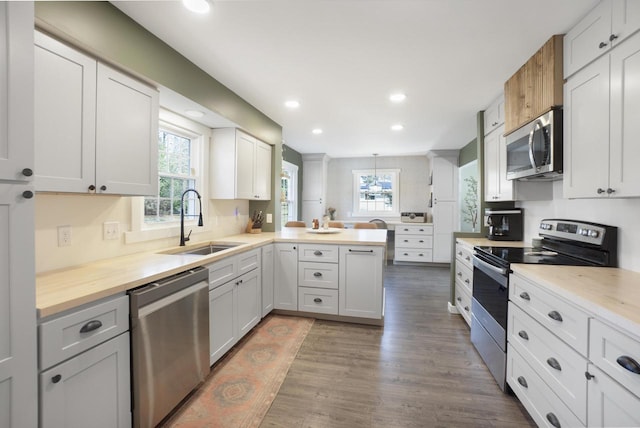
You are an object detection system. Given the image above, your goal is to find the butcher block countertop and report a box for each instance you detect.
[36,228,387,318]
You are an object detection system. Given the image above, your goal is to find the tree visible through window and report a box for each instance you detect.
[352,169,399,216]
[144,129,197,223]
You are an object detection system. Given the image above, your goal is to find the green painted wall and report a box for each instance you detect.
[34,1,283,231]
[458,138,477,167]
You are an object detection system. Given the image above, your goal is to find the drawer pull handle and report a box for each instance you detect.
[518,330,529,340]
[457,272,462,277]
[458,251,463,256]
[599,41,608,49]
[313,250,323,256]
[547,357,562,371]
[419,240,424,243]
[465,256,470,261]
[546,412,561,428]
[463,306,469,312]
[464,279,470,284]
[404,240,409,243]
[517,376,528,388]
[79,320,103,333]
[548,311,563,322]
[616,356,640,374]
[313,272,322,277]
[519,292,530,301]
[418,254,424,257]
[404,253,409,256]
[585,371,595,380]
[456,297,462,302]
[51,374,62,384]
[348,249,374,253]
[313,298,322,303]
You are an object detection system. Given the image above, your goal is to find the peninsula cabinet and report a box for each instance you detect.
[564,30,640,199]
[273,243,298,311]
[34,31,159,196]
[0,4,38,428]
[504,35,563,135]
[210,128,272,200]
[339,246,384,319]
[564,0,640,79]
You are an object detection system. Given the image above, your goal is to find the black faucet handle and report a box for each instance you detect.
[185,229,192,242]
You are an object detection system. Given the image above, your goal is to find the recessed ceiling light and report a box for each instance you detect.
[312,128,323,135]
[285,100,300,109]
[185,109,205,118]
[391,124,404,131]
[389,93,406,103]
[183,0,211,14]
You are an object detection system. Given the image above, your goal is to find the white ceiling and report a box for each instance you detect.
[113,0,597,158]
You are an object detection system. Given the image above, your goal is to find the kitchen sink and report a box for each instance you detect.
[169,242,242,256]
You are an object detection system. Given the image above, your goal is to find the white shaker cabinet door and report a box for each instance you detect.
[254,140,272,200]
[209,281,236,365]
[0,3,33,182]
[261,244,275,317]
[587,364,640,428]
[95,63,159,196]
[236,269,261,339]
[235,131,256,199]
[34,31,96,193]
[274,243,298,311]
[339,246,383,319]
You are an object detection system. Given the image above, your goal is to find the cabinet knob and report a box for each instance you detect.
[491,121,498,126]
[548,310,563,322]
[463,306,469,312]
[585,371,595,380]
[597,188,606,194]
[22,190,34,199]
[51,374,62,384]
[464,279,470,284]
[607,188,616,194]
[517,376,528,388]
[457,272,462,277]
[22,168,33,177]
[456,297,462,302]
[609,34,619,42]
[458,251,463,256]
[599,41,608,49]
[88,185,96,191]
[100,185,107,191]
[546,412,561,428]
[313,298,322,303]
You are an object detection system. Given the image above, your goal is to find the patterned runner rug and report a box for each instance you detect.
[164,314,314,428]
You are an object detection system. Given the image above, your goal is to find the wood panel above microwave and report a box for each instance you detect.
[504,35,564,136]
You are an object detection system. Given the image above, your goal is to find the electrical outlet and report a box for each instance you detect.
[103,222,119,240]
[266,213,273,223]
[58,225,72,247]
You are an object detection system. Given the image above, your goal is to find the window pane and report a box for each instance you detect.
[159,199,172,216]
[159,176,171,198]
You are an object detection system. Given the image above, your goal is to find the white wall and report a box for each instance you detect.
[326,155,430,221]
[517,180,640,272]
[34,194,250,273]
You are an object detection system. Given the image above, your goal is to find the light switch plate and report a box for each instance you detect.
[266,213,272,223]
[103,222,119,240]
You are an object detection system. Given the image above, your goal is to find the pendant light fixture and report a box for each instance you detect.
[371,153,381,193]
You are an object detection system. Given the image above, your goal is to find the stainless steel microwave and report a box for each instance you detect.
[505,109,562,180]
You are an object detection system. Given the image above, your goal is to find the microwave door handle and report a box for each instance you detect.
[528,120,543,170]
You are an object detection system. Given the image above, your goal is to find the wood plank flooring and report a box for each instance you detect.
[261,264,535,427]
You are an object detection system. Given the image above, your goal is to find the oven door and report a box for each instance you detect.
[472,253,509,346]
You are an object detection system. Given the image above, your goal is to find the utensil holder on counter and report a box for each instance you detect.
[246,220,261,234]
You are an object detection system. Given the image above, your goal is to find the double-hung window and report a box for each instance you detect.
[352,168,400,217]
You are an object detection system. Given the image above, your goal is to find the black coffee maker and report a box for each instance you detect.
[485,208,524,241]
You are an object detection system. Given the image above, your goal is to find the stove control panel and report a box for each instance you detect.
[539,220,606,246]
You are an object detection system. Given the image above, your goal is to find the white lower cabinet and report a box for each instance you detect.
[38,294,131,428]
[298,287,339,315]
[587,364,640,427]
[261,244,274,317]
[339,246,384,319]
[208,250,261,365]
[40,333,131,428]
[394,224,433,263]
[274,243,298,311]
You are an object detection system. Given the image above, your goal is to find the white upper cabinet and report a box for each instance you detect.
[484,95,505,136]
[34,31,159,196]
[564,30,640,198]
[210,128,272,200]
[564,0,640,78]
[0,3,34,182]
[484,125,513,202]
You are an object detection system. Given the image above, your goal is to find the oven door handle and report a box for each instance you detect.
[473,253,510,277]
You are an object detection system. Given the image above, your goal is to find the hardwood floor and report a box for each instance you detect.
[261,264,535,427]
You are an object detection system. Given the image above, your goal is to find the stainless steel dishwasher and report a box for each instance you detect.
[129,267,209,428]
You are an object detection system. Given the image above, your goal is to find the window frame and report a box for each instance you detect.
[281,160,299,225]
[352,168,400,218]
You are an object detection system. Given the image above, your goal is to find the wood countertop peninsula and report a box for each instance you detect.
[36,228,387,318]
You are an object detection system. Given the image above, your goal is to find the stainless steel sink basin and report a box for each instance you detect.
[174,243,241,256]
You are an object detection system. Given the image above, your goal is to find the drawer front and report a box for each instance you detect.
[455,241,473,270]
[394,249,433,262]
[454,282,472,327]
[298,244,339,263]
[587,364,640,428]
[39,294,129,370]
[298,287,338,315]
[207,255,238,290]
[589,318,640,398]
[298,261,339,289]
[454,262,473,295]
[395,235,433,249]
[238,248,260,275]
[510,273,590,356]
[508,302,587,423]
[396,224,433,235]
[507,344,585,428]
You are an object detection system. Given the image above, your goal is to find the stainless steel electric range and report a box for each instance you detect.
[470,219,618,391]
